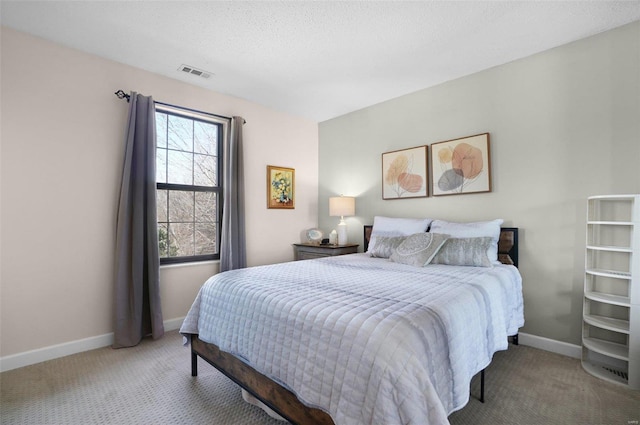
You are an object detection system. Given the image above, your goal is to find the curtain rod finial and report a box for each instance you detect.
[114,90,130,102]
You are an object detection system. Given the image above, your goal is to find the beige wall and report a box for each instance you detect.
[318,22,640,346]
[0,27,319,359]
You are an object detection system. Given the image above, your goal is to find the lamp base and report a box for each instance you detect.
[337,219,348,245]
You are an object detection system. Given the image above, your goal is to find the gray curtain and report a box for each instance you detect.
[219,116,247,272]
[113,92,164,348]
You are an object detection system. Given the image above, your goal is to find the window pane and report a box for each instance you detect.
[195,223,216,255]
[194,121,217,155]
[168,190,194,222]
[169,223,194,257]
[195,192,216,223]
[157,189,168,222]
[194,154,216,186]
[168,115,193,151]
[156,113,167,148]
[155,105,225,263]
[158,223,171,257]
[156,148,167,183]
[167,150,193,185]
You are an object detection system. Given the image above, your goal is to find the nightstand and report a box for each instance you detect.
[293,243,359,261]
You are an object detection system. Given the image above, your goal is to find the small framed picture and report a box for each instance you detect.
[382,145,428,199]
[431,133,491,196]
[267,165,295,209]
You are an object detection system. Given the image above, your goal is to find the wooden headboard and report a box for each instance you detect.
[363,225,519,268]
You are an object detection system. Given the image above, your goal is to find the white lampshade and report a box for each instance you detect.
[329,196,355,245]
[329,196,355,218]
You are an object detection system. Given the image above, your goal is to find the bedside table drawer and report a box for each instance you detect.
[293,243,358,261]
[297,251,331,260]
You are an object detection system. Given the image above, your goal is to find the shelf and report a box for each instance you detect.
[588,195,637,201]
[582,337,629,361]
[585,291,630,307]
[585,268,631,279]
[586,245,632,253]
[581,361,628,386]
[583,314,630,334]
[587,221,635,226]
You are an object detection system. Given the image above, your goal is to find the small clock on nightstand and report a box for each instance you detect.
[306,228,324,244]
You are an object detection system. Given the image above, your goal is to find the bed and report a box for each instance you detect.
[180,220,523,425]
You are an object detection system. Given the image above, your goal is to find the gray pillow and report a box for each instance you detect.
[429,219,503,264]
[368,235,407,258]
[431,237,493,267]
[390,233,450,267]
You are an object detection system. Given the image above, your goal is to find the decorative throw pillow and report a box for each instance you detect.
[390,233,450,267]
[429,219,503,263]
[368,236,407,258]
[431,237,493,267]
[367,216,432,255]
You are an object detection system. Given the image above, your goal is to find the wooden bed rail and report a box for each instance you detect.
[190,334,334,425]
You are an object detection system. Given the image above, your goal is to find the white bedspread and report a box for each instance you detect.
[180,253,524,425]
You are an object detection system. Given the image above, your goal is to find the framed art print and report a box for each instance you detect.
[267,165,295,209]
[382,145,428,200]
[430,133,491,196]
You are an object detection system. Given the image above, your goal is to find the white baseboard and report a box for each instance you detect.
[163,317,185,332]
[518,332,582,359]
[0,317,185,373]
[1,323,580,373]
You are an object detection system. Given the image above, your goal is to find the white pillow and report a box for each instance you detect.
[429,219,503,263]
[367,216,433,255]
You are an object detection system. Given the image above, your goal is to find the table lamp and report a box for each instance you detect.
[329,195,355,245]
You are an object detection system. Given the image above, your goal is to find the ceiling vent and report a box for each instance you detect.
[177,64,212,79]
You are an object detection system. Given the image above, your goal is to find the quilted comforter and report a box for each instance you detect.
[180,253,524,425]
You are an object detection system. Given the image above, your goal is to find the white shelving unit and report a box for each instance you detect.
[582,195,639,389]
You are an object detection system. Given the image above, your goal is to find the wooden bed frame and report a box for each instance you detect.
[189,227,520,424]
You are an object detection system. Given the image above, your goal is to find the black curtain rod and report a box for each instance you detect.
[114,89,242,123]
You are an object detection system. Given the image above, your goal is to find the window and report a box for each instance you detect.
[155,104,228,264]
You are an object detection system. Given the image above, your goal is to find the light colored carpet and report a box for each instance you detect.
[1,330,638,425]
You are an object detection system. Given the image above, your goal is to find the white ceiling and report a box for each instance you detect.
[2,1,639,122]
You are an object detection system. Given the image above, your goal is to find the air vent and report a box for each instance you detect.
[602,366,628,380]
[177,64,212,79]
